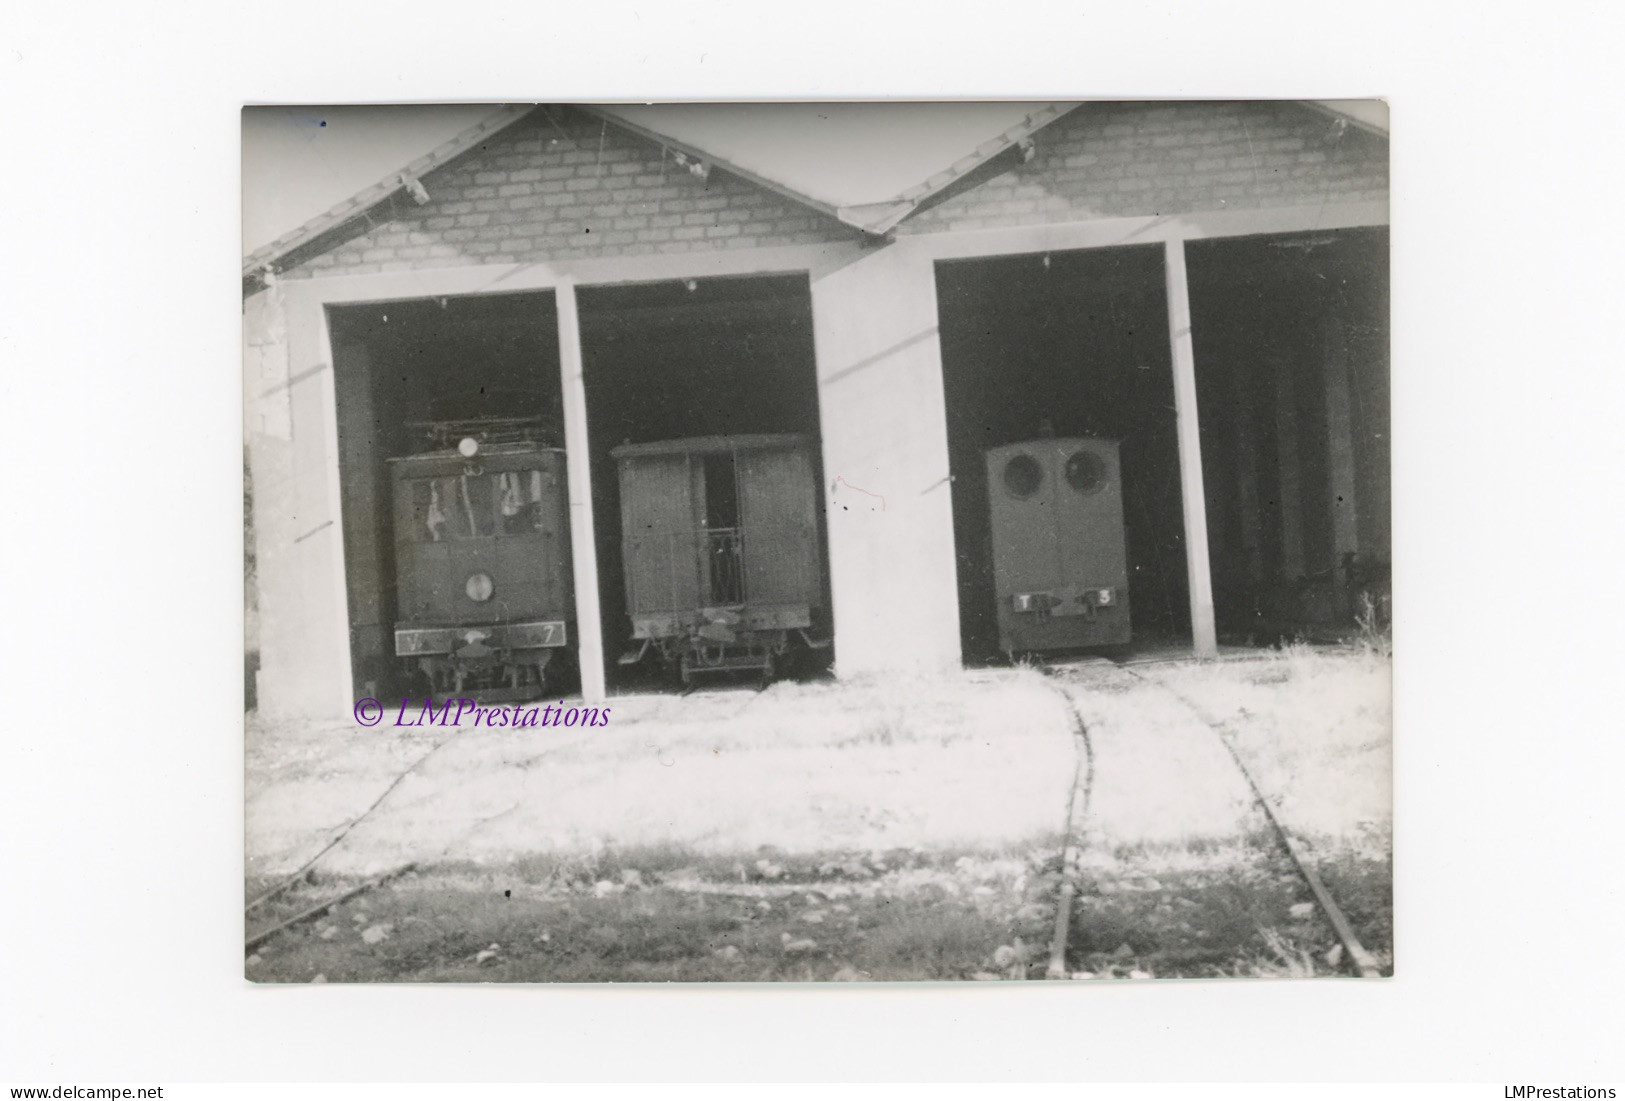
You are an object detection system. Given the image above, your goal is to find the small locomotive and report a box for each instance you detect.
[614,433,827,686]
[389,416,573,698]
[986,437,1131,655]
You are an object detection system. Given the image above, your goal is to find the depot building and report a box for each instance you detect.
[243,101,1390,717]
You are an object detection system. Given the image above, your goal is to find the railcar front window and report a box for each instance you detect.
[495,470,548,536]
[408,476,495,541]
[407,470,549,541]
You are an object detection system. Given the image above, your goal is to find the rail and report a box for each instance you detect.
[1040,660,1385,979]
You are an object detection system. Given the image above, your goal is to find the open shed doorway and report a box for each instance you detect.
[327,290,566,700]
[577,273,829,692]
[1186,227,1390,643]
[936,245,1190,665]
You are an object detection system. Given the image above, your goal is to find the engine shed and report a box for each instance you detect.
[243,101,1389,716]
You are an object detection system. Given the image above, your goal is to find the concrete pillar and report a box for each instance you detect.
[808,245,961,676]
[555,282,606,703]
[254,285,353,718]
[1163,239,1218,659]
[244,287,293,713]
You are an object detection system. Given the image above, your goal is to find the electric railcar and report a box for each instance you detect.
[389,416,573,698]
[986,437,1131,654]
[614,433,827,685]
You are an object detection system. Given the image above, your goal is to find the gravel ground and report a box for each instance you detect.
[247,649,1390,876]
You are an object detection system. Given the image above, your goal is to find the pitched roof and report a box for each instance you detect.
[582,102,1076,235]
[242,105,533,277]
[242,100,1385,278]
[243,102,1077,276]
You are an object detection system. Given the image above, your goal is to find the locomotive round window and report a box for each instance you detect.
[1003,454,1044,498]
[1064,450,1107,494]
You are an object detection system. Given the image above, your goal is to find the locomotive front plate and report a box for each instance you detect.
[394,619,568,657]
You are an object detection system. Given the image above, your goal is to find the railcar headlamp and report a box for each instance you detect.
[1003,453,1044,498]
[1065,449,1106,494]
[465,572,495,602]
[458,437,480,458]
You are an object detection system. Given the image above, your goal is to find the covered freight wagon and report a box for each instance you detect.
[613,434,826,685]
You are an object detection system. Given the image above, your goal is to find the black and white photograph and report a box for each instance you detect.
[11,0,1625,1087]
[242,100,1393,984]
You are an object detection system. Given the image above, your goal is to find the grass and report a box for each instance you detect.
[246,829,1393,982]
[246,846,1060,983]
[1063,834,1392,979]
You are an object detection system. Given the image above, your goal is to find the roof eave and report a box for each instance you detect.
[1305,99,1389,137]
[835,200,919,236]
[831,102,1078,235]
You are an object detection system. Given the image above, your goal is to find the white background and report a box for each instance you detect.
[3,0,1622,1084]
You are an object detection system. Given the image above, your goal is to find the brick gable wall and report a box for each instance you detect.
[282,107,859,280]
[898,101,1387,235]
[279,102,1387,280]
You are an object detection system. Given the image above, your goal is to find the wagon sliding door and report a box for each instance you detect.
[737,445,818,608]
[620,454,702,616]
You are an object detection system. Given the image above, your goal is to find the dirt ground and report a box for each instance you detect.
[244,646,1392,982]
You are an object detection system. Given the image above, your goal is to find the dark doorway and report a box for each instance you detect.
[700,451,742,531]
[935,245,1190,664]
[1187,227,1390,642]
[577,273,828,690]
[327,291,565,699]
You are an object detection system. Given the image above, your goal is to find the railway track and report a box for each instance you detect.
[246,680,775,954]
[1042,671,1096,979]
[244,719,483,953]
[249,662,1380,977]
[1039,658,1383,979]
